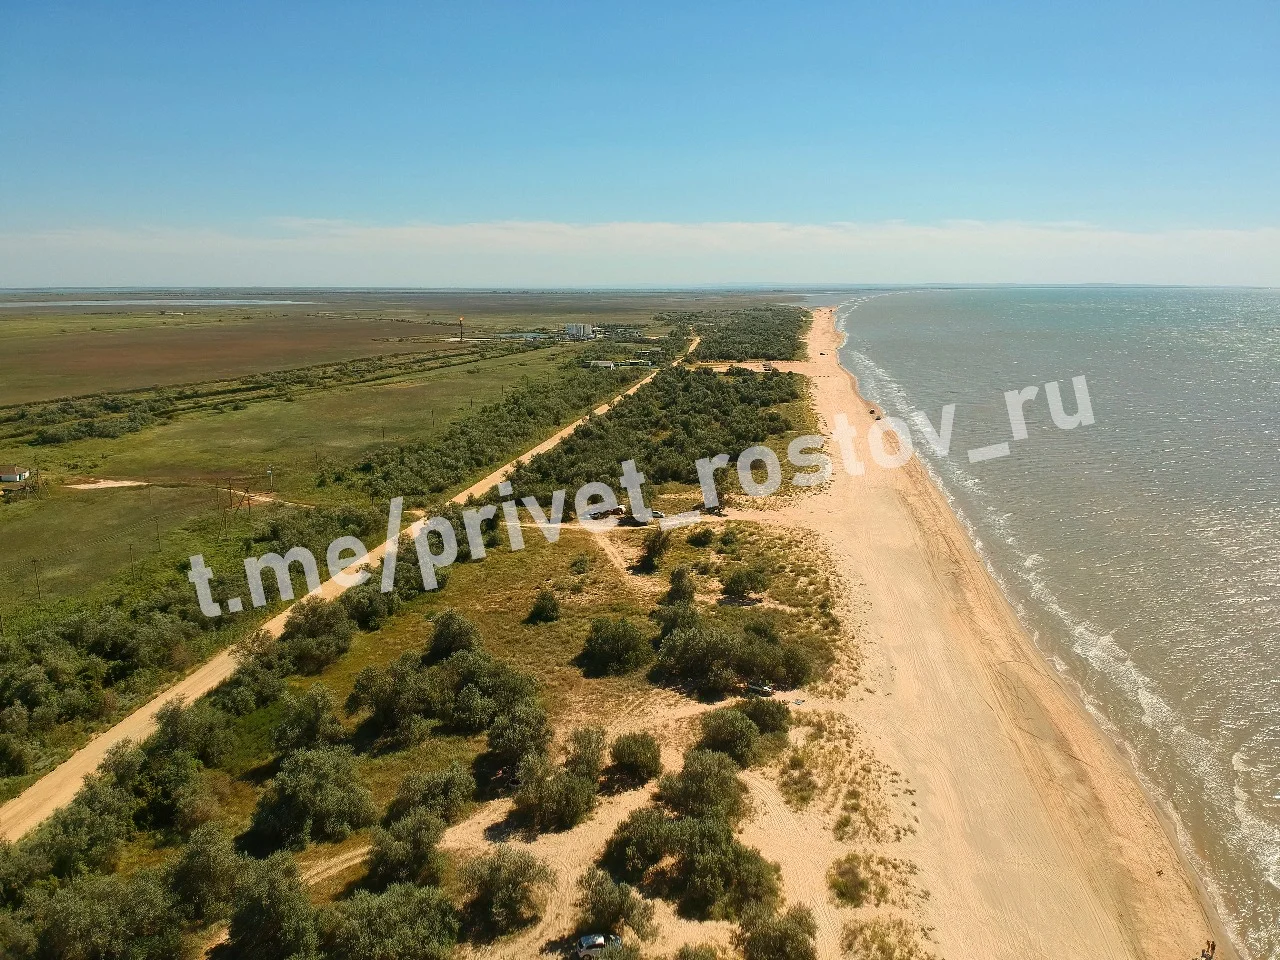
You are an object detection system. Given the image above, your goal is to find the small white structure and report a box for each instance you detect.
[586,360,616,369]
[564,322,593,338]
[0,465,31,483]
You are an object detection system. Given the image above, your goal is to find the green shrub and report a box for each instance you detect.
[675,946,724,960]
[656,750,747,822]
[580,617,651,676]
[167,824,241,923]
[340,582,401,630]
[513,755,597,832]
[278,597,354,674]
[609,732,663,786]
[427,609,480,660]
[655,624,741,698]
[487,702,551,768]
[602,807,675,883]
[671,817,780,919]
[737,698,791,735]
[461,845,555,935]
[663,566,696,605]
[251,747,377,847]
[721,567,770,602]
[526,588,561,624]
[273,684,345,753]
[698,707,760,767]
[686,526,716,548]
[323,884,459,960]
[734,904,818,960]
[638,527,673,571]
[226,852,318,960]
[387,763,476,824]
[575,866,656,939]
[566,726,607,783]
[367,808,447,887]
[19,868,185,960]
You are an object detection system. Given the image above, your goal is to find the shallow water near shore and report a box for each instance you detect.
[825,288,1280,960]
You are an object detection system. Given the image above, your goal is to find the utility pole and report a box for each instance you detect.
[459,316,464,342]
[267,465,273,493]
[31,560,41,603]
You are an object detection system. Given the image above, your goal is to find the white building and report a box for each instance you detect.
[564,322,593,338]
[0,465,31,483]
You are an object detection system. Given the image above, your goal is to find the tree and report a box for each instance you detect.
[737,698,790,735]
[168,824,241,923]
[387,763,476,825]
[575,866,656,940]
[513,754,597,832]
[663,566,696,605]
[655,624,741,699]
[461,845,554,935]
[323,884,459,960]
[152,698,233,768]
[367,808,447,887]
[638,528,673,572]
[340,582,401,631]
[427,610,480,661]
[487,702,551,769]
[609,732,663,786]
[656,750,747,822]
[565,726,607,783]
[22,868,185,960]
[668,817,780,919]
[733,905,818,960]
[580,618,651,676]
[526,588,561,624]
[721,566,771,602]
[278,597,354,675]
[226,852,319,960]
[251,747,377,847]
[602,807,675,883]
[698,706,761,767]
[273,684,345,754]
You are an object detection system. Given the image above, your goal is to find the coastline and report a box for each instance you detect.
[770,306,1228,959]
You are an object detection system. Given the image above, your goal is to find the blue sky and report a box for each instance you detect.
[1,1,1277,285]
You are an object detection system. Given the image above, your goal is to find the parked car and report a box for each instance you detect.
[745,683,775,697]
[574,933,623,958]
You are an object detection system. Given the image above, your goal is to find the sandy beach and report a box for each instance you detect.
[752,306,1225,959]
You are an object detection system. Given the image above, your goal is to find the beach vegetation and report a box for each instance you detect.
[608,731,663,786]
[461,844,555,936]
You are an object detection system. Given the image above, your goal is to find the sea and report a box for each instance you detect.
[822,287,1279,960]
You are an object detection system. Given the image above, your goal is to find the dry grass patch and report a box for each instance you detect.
[841,915,938,960]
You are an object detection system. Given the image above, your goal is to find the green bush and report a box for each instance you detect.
[273,684,345,754]
[513,755,598,832]
[323,884,459,960]
[387,763,476,825]
[526,588,561,624]
[167,824,241,923]
[738,698,791,735]
[487,702,551,768]
[278,597,354,674]
[655,625,741,698]
[668,817,780,919]
[720,567,771,602]
[340,582,401,630]
[251,747,377,847]
[461,845,555,935]
[734,905,818,960]
[686,526,716,548]
[226,852,318,960]
[602,807,675,883]
[367,808,447,887]
[663,566,696,605]
[609,732,663,786]
[638,527,673,572]
[575,866,656,939]
[580,617,651,676]
[675,946,724,960]
[656,750,746,822]
[427,609,480,661]
[566,726,607,783]
[15,868,185,960]
[698,707,760,767]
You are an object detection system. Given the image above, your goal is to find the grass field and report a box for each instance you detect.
[0,346,584,503]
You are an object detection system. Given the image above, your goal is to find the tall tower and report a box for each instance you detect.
[459,316,464,342]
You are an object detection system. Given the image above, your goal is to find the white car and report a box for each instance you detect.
[574,933,623,958]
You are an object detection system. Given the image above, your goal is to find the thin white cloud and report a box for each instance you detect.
[1,219,1277,287]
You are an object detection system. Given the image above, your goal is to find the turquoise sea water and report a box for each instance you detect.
[826,288,1279,960]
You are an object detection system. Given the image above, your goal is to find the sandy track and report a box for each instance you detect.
[0,341,697,843]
